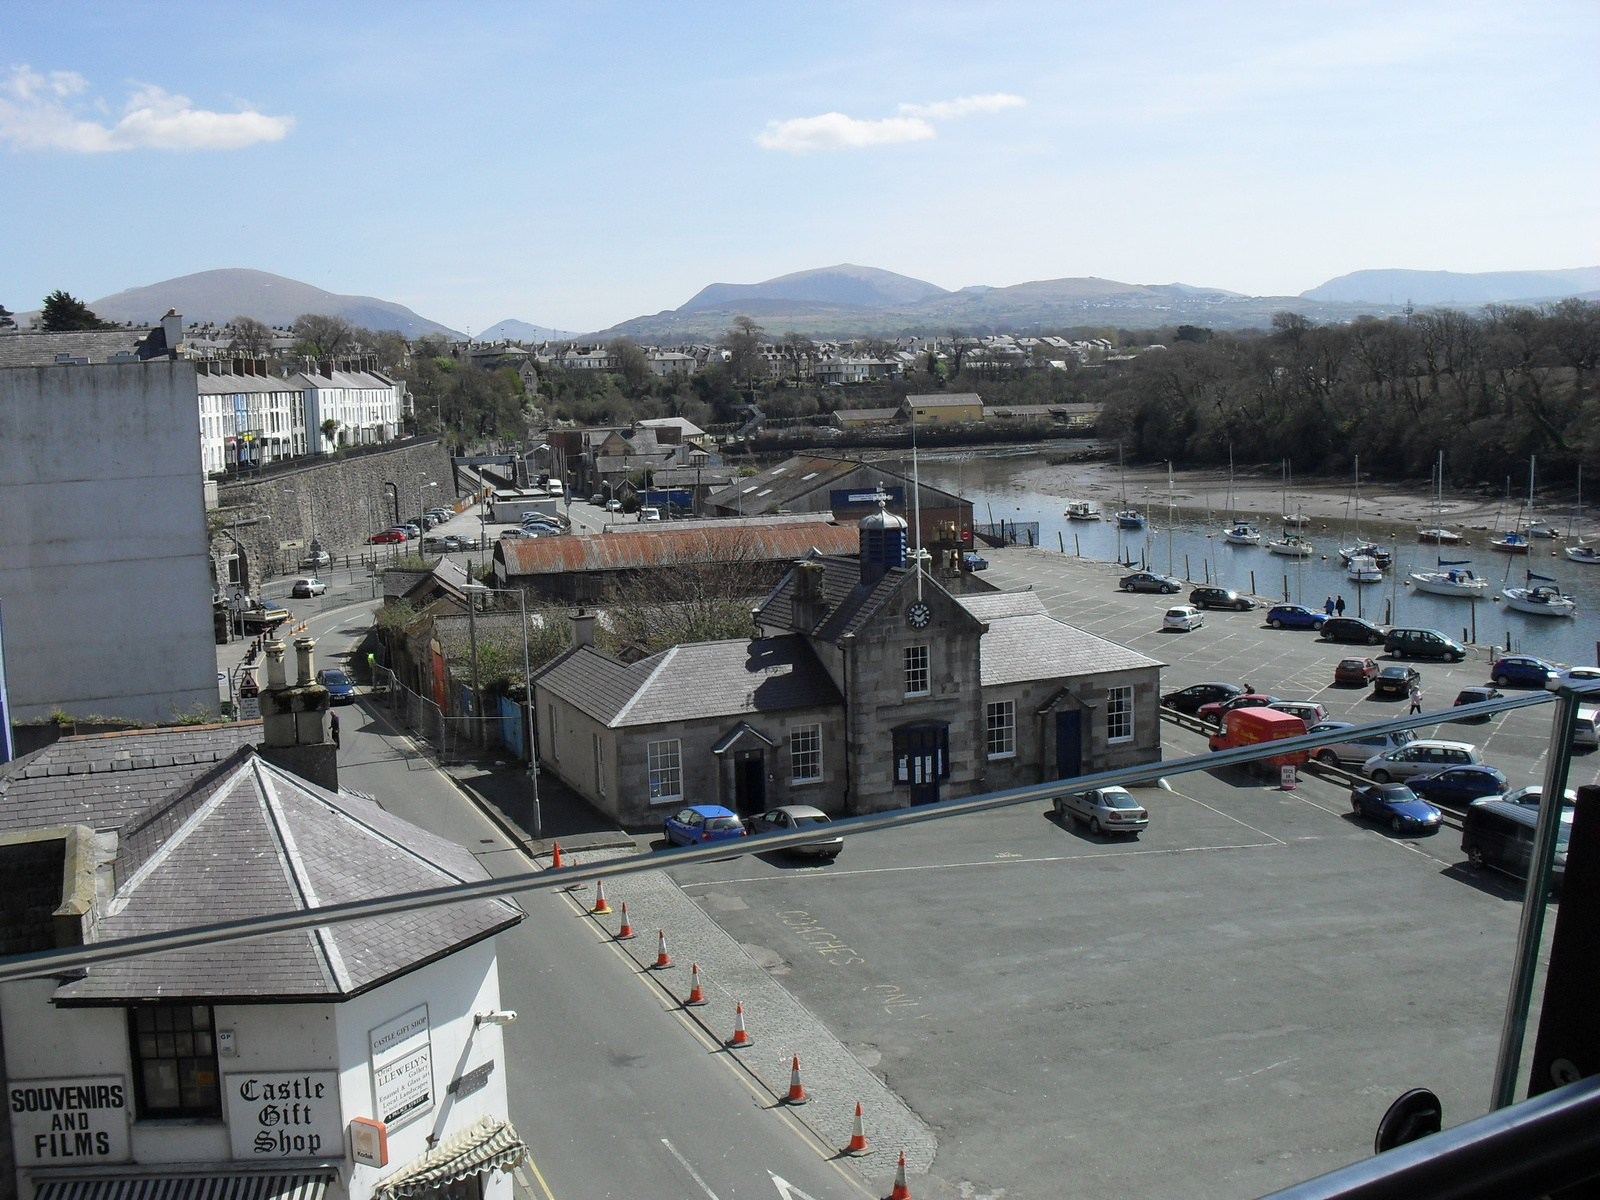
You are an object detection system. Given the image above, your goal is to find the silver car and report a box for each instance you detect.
[1362,739,1479,782]
[1054,786,1149,836]
[1308,722,1417,768]
[745,805,843,858]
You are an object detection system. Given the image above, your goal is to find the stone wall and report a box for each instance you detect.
[214,438,456,585]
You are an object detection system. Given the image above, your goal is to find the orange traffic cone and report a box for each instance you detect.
[887,1151,911,1200]
[845,1102,869,1156]
[652,929,672,969]
[784,1055,808,1105]
[615,902,635,940]
[726,1001,754,1048]
[550,841,563,869]
[590,879,612,915]
[685,963,707,1006]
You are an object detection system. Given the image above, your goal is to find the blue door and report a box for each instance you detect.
[1056,711,1082,780]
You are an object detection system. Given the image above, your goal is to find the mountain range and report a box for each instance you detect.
[1301,267,1600,305]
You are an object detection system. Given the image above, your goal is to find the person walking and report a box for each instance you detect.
[1408,682,1422,714]
[1335,595,1347,617]
[330,710,341,749]
[1324,596,1335,615]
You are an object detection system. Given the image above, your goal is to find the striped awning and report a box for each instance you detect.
[375,1117,527,1200]
[34,1173,333,1200]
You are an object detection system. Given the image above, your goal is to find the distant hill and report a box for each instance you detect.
[88,268,462,338]
[477,318,580,342]
[1302,268,1600,305]
[681,264,950,311]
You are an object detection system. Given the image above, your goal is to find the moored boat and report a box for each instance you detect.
[1491,531,1531,554]
[1267,532,1314,557]
[1502,575,1578,618]
[1223,522,1261,545]
[1418,528,1465,545]
[1346,554,1382,583]
[1065,500,1101,521]
[1117,509,1146,529]
[1409,561,1489,597]
[1527,521,1560,539]
[1566,543,1600,564]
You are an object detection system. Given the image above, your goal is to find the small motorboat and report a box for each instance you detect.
[1346,554,1383,583]
[1502,572,1578,618]
[1117,509,1146,530]
[1527,521,1560,539]
[1223,522,1261,545]
[1409,561,1489,597]
[1267,532,1314,557]
[1279,512,1311,528]
[1566,543,1600,564]
[1418,528,1465,545]
[1339,541,1393,568]
[1491,531,1531,554]
[1065,500,1101,521]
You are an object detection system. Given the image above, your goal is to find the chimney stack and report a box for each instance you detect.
[791,560,826,632]
[569,608,596,650]
[256,636,338,791]
[160,309,183,357]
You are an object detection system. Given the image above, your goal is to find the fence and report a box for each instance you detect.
[974,520,1041,548]
[369,664,477,763]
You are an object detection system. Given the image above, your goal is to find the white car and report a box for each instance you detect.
[638,507,661,521]
[1362,739,1480,782]
[1163,605,1204,632]
[605,499,623,512]
[499,528,535,540]
[1054,786,1149,836]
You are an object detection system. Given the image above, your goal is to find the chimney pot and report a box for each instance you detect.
[264,639,288,689]
[294,636,317,687]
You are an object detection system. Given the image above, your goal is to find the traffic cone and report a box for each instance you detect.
[652,929,672,969]
[784,1055,808,1105]
[887,1151,911,1200]
[844,1102,869,1156]
[550,841,563,869]
[615,902,635,940]
[590,879,612,915]
[685,963,707,1006]
[726,1001,754,1048]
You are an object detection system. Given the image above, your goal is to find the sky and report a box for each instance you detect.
[3,1,1597,333]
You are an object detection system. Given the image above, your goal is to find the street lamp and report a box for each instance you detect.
[419,478,438,531]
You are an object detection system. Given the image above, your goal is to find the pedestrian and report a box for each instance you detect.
[330,710,341,749]
[1335,595,1346,617]
[1324,596,1335,615]
[1409,683,1422,714]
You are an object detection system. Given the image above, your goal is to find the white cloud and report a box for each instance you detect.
[757,112,935,153]
[0,66,292,152]
[898,93,1027,120]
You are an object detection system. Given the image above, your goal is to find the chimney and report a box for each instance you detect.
[255,358,268,376]
[791,560,826,632]
[256,636,338,791]
[233,358,245,376]
[160,309,183,357]
[569,608,596,650]
[319,360,333,379]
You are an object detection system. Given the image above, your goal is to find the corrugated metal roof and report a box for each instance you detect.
[498,521,859,576]
[906,392,983,408]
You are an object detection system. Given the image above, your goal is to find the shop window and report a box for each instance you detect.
[128,1006,221,1119]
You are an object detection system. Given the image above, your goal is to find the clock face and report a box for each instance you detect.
[907,601,932,630]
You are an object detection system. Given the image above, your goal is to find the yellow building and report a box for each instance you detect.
[901,392,985,424]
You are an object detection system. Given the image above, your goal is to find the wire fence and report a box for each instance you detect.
[369,664,475,764]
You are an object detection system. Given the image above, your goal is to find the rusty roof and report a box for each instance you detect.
[496,520,860,576]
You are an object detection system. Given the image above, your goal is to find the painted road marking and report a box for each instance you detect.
[770,1172,822,1200]
[662,1138,722,1200]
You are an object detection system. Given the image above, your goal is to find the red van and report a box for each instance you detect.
[1209,707,1309,772]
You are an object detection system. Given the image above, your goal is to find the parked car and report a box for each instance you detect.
[1307,721,1417,768]
[1373,664,1422,698]
[961,552,990,572]
[1197,693,1280,722]
[1557,666,1600,685]
[589,493,606,505]
[1163,605,1205,632]
[300,548,331,569]
[1384,628,1467,662]
[398,523,422,538]
[1407,765,1509,806]
[1490,655,1560,689]
[1452,686,1503,720]
[1265,604,1327,631]
[1462,799,1570,888]
[1053,786,1149,836]
[290,577,327,598]
[499,528,535,539]
[1349,783,1443,834]
[1320,616,1386,646]
[1334,657,1380,686]
[1362,739,1480,782]
[1162,682,1244,715]
[1189,586,1254,611]
[662,804,747,847]
[605,499,623,512]
[1119,571,1182,594]
[745,805,843,858]
[1504,785,1577,808]
[368,529,406,544]
[315,667,355,704]
[1270,699,1327,726]
[1575,706,1600,748]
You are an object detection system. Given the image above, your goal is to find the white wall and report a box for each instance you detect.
[0,362,218,723]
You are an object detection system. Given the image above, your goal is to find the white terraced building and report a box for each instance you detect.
[196,368,311,473]
[291,363,404,452]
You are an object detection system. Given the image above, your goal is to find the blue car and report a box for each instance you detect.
[1349,782,1443,834]
[1407,765,1509,806]
[315,668,355,704]
[1490,655,1559,689]
[663,804,747,847]
[1266,604,1327,631]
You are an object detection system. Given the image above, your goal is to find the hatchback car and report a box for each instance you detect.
[605,499,623,512]
[1163,606,1205,632]
[1307,721,1417,768]
[1270,699,1327,726]
[1362,739,1480,782]
[745,805,843,858]
[1266,604,1327,631]
[1320,616,1386,645]
[1119,571,1182,594]
[300,549,332,569]
[1491,655,1560,689]
[1053,786,1149,836]
[1349,783,1443,834]
[1558,666,1600,685]
[1504,785,1577,808]
[1334,657,1380,686]
[368,529,406,544]
[1452,686,1503,720]
[290,577,327,597]
[1161,682,1244,715]
[1407,765,1509,806]
[590,493,606,505]
[962,552,990,572]
[1189,586,1254,611]
[662,804,747,847]
[315,667,355,704]
[1373,664,1422,697]
[1198,692,1280,722]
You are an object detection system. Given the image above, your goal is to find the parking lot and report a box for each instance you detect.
[662,545,1592,1200]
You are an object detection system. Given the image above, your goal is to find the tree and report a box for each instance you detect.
[227,316,274,356]
[723,315,766,390]
[780,331,818,382]
[608,337,651,391]
[292,313,355,358]
[0,303,15,330]
[1173,325,1213,344]
[41,290,116,332]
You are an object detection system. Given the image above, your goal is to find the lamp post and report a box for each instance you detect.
[419,478,438,534]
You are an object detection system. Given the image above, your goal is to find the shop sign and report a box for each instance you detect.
[8,1076,131,1165]
[224,1072,342,1160]
[370,1005,433,1129]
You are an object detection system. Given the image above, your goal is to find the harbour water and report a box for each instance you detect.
[906,446,1600,668]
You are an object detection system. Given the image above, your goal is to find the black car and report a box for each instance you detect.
[1189,586,1254,612]
[1161,682,1244,715]
[1119,571,1182,594]
[1373,664,1422,697]
[1452,686,1503,722]
[1320,616,1386,646]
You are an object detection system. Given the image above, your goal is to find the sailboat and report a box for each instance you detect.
[1115,443,1144,529]
[1338,456,1389,574]
[1491,462,1533,554]
[1266,460,1312,555]
[1409,559,1489,597]
[1417,452,1465,545]
[1566,466,1597,563]
[1502,570,1578,617]
[1221,448,1260,544]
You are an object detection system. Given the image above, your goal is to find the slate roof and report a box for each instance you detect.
[496,521,858,577]
[0,328,159,367]
[834,408,900,422]
[0,723,261,835]
[754,554,908,645]
[956,594,1165,686]
[196,372,304,395]
[536,637,842,729]
[55,753,521,1004]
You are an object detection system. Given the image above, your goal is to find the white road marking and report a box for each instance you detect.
[1162,786,1287,844]
[770,1173,822,1200]
[662,1138,722,1200]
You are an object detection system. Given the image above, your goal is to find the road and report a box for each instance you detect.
[294,600,874,1200]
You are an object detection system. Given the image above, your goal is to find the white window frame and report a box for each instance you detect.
[647,739,683,803]
[986,700,1016,759]
[790,724,823,784]
[904,646,930,697]
[1107,686,1134,743]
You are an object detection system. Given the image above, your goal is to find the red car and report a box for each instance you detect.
[368,529,407,544]
[1197,692,1279,722]
[1334,657,1380,686]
